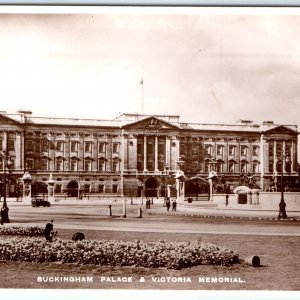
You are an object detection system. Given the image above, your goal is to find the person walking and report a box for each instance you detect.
[172,199,177,212]
[45,219,54,242]
[166,197,170,212]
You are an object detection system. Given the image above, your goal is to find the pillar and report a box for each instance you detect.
[143,135,147,172]
[155,135,159,172]
[283,140,286,173]
[260,134,264,190]
[22,171,32,203]
[273,140,277,173]
[47,173,55,203]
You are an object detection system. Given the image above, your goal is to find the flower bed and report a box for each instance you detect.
[0,226,44,236]
[0,237,239,269]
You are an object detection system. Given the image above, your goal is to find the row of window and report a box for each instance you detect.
[54,184,119,194]
[26,140,119,154]
[0,139,15,151]
[26,158,120,172]
[203,145,260,156]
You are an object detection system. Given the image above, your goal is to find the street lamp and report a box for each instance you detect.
[208,158,218,202]
[164,163,169,199]
[277,150,288,219]
[175,156,185,201]
[1,151,12,223]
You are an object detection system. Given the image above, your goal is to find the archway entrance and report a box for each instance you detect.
[67,180,79,197]
[31,181,48,197]
[145,177,159,197]
[185,177,209,201]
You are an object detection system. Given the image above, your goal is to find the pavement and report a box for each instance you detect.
[2,196,300,222]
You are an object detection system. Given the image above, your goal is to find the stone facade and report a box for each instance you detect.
[0,112,299,198]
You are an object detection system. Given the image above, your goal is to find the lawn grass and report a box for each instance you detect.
[0,229,299,290]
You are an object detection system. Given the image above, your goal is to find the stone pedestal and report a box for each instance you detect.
[47,173,56,203]
[175,170,185,202]
[22,171,32,203]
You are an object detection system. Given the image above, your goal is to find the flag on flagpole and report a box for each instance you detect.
[140,78,143,85]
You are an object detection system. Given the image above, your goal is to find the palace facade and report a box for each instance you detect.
[0,111,299,198]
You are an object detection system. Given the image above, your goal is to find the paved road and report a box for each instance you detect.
[5,201,300,236]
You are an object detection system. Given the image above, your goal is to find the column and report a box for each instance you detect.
[120,130,125,197]
[273,140,277,173]
[283,140,286,173]
[3,130,7,151]
[260,134,264,190]
[155,135,159,172]
[165,136,170,169]
[143,135,147,172]
[291,140,294,172]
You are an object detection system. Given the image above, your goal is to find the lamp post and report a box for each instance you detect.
[47,173,55,203]
[164,163,169,199]
[22,171,32,203]
[208,158,218,202]
[1,151,12,223]
[175,156,185,201]
[277,150,288,219]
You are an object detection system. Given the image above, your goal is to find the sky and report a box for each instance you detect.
[0,7,300,128]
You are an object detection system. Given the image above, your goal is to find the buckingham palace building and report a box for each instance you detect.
[0,110,299,199]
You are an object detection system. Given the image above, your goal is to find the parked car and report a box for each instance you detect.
[31,198,51,207]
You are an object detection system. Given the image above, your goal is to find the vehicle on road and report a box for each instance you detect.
[31,198,51,207]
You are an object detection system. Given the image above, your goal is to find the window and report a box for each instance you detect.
[8,139,15,151]
[137,142,143,153]
[98,142,105,153]
[41,140,48,152]
[192,145,198,155]
[269,143,274,157]
[85,142,92,152]
[56,141,63,152]
[158,141,165,153]
[98,159,105,172]
[147,141,153,154]
[84,184,90,193]
[41,159,48,171]
[112,160,119,172]
[56,159,63,171]
[137,155,143,171]
[180,144,185,155]
[205,145,212,155]
[241,145,247,156]
[192,161,198,172]
[9,158,15,170]
[229,145,235,156]
[71,141,77,152]
[241,161,247,173]
[253,146,259,156]
[113,143,119,153]
[70,160,77,171]
[216,162,223,173]
[269,162,274,173]
[27,140,34,151]
[84,160,91,171]
[98,184,104,193]
[112,184,118,193]
[276,162,283,173]
[0,139,3,151]
[217,145,223,156]
[229,161,235,173]
[252,162,259,173]
[26,159,34,170]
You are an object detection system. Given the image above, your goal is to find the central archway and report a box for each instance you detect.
[67,180,79,197]
[185,177,209,201]
[145,177,159,197]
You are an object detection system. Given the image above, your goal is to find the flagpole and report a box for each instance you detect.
[140,78,144,113]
